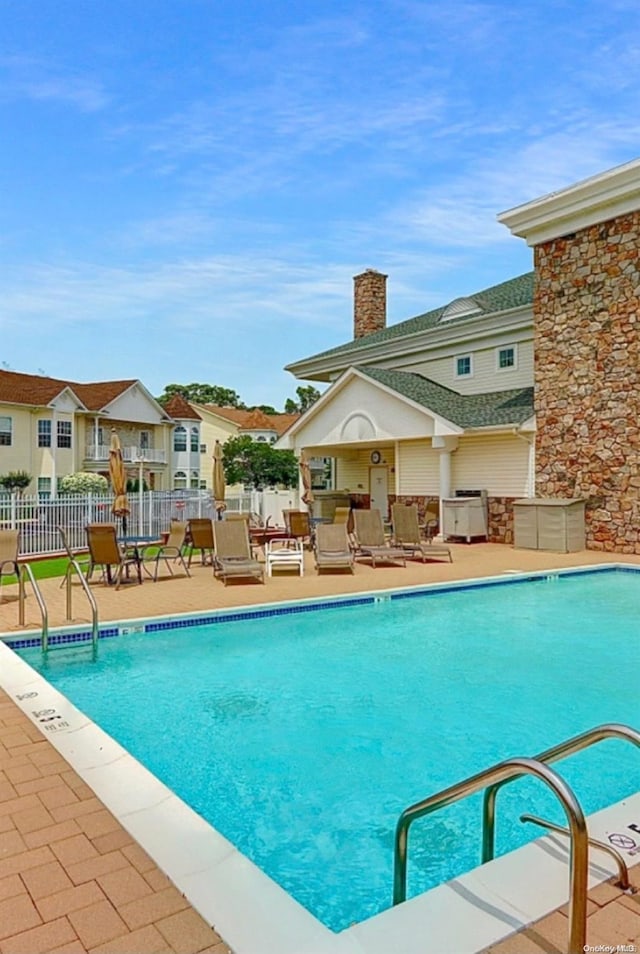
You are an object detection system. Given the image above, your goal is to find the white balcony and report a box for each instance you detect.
[84,446,167,464]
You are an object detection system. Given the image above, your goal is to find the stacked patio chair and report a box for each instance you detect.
[314,523,354,574]
[85,523,142,589]
[212,519,264,585]
[265,538,304,577]
[391,503,453,563]
[352,509,406,568]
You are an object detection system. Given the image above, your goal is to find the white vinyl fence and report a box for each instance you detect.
[0,488,299,557]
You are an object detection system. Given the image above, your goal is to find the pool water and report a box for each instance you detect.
[18,570,640,931]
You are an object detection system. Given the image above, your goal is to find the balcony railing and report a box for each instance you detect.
[84,446,167,464]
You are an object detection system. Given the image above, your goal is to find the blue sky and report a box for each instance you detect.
[2,1,639,409]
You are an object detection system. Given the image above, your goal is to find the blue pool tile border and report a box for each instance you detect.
[5,564,640,650]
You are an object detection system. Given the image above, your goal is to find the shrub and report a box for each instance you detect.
[59,472,109,494]
[0,471,32,494]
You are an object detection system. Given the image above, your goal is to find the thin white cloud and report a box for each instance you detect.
[0,55,108,112]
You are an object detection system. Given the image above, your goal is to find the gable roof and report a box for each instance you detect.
[67,379,139,411]
[0,369,84,407]
[197,404,300,436]
[0,369,171,420]
[286,271,534,369]
[359,367,534,429]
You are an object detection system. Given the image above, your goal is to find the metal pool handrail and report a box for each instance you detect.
[520,813,631,891]
[392,756,588,954]
[65,558,99,651]
[18,563,49,651]
[482,723,640,864]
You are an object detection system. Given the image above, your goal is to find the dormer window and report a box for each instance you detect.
[440,297,482,322]
[455,354,473,378]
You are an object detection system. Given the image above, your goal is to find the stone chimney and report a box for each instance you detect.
[353,269,387,339]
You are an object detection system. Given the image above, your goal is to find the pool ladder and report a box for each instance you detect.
[18,559,99,653]
[393,723,640,954]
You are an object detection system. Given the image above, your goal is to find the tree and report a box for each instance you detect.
[157,383,246,408]
[247,404,277,414]
[284,385,322,414]
[59,472,109,494]
[222,435,298,489]
[0,471,32,495]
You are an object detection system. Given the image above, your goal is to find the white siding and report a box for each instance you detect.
[452,434,529,497]
[403,339,534,395]
[397,440,440,494]
[336,447,395,493]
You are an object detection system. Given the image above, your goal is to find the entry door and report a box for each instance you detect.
[369,466,389,519]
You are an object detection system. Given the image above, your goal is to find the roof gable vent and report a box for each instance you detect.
[440,296,482,321]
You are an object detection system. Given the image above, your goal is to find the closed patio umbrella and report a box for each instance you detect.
[109,429,130,535]
[213,440,226,518]
[300,450,314,510]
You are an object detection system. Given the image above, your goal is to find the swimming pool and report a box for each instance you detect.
[13,567,640,933]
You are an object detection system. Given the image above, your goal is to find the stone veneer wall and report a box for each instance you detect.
[353,269,387,339]
[534,210,640,553]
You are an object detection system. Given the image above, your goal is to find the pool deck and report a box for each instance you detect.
[0,541,639,953]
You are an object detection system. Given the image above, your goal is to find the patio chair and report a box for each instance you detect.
[391,503,453,563]
[151,521,191,581]
[287,510,313,549]
[85,523,142,588]
[333,505,354,535]
[265,538,304,577]
[314,523,354,574]
[352,509,406,568]
[0,529,20,603]
[187,518,215,567]
[212,520,265,585]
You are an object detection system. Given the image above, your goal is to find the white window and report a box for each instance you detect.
[190,471,199,488]
[173,426,187,452]
[496,345,517,370]
[173,470,187,489]
[140,430,150,449]
[0,416,12,446]
[38,420,51,448]
[190,427,199,452]
[200,443,207,454]
[57,420,72,448]
[89,425,104,446]
[199,479,207,489]
[455,354,473,377]
[37,477,51,498]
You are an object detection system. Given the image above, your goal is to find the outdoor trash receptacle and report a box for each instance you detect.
[513,498,586,552]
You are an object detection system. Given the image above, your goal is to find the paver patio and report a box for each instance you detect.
[0,542,638,953]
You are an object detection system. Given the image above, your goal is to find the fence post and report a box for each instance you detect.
[10,492,16,530]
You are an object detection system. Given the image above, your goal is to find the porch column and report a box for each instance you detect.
[432,436,459,529]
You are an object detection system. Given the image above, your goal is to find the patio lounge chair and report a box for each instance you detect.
[0,529,20,603]
[213,520,264,585]
[85,523,142,588]
[391,503,453,563]
[187,518,215,567]
[314,523,354,574]
[352,509,406,568]
[152,521,191,581]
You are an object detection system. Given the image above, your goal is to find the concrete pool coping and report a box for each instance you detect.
[1,563,639,954]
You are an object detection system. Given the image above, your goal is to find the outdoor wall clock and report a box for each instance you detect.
[370,450,382,464]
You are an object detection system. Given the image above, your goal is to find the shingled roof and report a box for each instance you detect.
[0,369,170,417]
[200,405,300,436]
[163,394,202,420]
[360,367,534,428]
[287,271,534,368]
